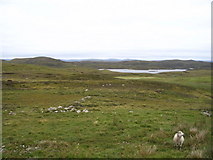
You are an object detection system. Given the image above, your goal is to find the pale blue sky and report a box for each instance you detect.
[0,0,211,60]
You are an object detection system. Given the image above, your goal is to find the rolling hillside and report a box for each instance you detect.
[2,57,212,158]
[4,57,211,70]
[72,60,211,70]
[6,57,69,68]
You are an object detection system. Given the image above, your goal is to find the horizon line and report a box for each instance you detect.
[1,56,211,62]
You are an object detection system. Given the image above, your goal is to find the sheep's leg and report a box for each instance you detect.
[175,144,180,150]
[179,143,183,150]
[177,142,182,150]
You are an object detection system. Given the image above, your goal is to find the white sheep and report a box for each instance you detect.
[173,131,184,149]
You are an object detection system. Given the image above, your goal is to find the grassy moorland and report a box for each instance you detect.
[1,59,212,158]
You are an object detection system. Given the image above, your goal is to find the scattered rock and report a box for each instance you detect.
[76,110,81,113]
[155,89,164,93]
[82,109,89,113]
[9,111,16,115]
[47,105,81,113]
[0,145,5,152]
[201,111,211,117]
[48,107,57,111]
[26,147,32,151]
[85,96,91,99]
[46,96,92,113]
[71,108,77,112]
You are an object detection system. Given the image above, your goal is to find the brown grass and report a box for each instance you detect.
[187,149,203,158]
[195,130,208,143]
[138,145,157,157]
[173,123,189,133]
[150,131,167,140]
[189,127,198,136]
[38,140,70,150]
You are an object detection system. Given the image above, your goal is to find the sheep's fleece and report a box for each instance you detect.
[173,131,184,148]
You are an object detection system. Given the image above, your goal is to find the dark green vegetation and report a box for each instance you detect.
[5,56,211,69]
[71,59,211,70]
[2,57,212,158]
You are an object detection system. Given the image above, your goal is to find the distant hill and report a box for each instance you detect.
[62,58,137,62]
[6,57,68,68]
[5,57,211,70]
[72,59,211,70]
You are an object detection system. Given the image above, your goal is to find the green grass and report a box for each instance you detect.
[115,70,211,92]
[2,62,212,158]
[115,76,158,80]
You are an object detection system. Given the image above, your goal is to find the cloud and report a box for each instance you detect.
[0,0,211,60]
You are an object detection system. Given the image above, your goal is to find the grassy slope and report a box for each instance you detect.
[2,62,212,158]
[72,60,211,70]
[5,57,211,70]
[7,57,69,68]
[115,70,212,92]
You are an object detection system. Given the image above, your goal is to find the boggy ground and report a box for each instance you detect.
[1,62,212,158]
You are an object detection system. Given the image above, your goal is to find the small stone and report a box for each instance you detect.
[76,110,81,113]
[26,147,32,151]
[83,109,89,113]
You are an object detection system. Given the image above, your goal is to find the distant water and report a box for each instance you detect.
[99,69,188,74]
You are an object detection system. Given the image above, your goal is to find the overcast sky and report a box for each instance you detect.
[0,0,211,60]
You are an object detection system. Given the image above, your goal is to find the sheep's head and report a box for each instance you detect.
[177,131,184,137]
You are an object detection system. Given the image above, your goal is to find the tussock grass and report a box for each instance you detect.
[185,131,208,151]
[148,129,169,144]
[38,140,70,149]
[138,145,157,157]
[187,149,204,158]
[173,123,189,133]
[189,127,198,136]
[195,130,208,143]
